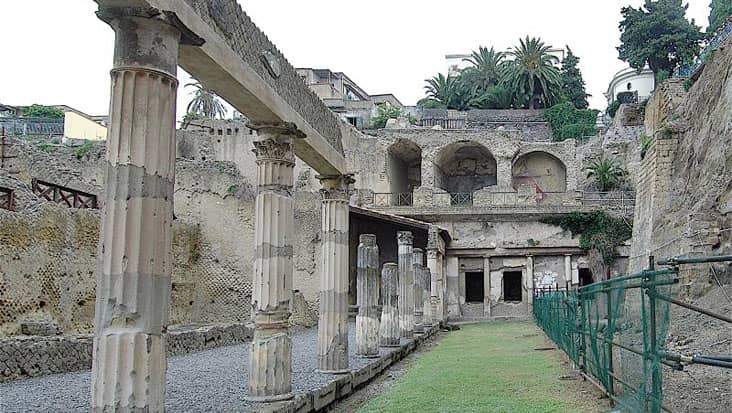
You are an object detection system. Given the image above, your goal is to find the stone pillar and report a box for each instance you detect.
[483,257,491,317]
[397,231,414,337]
[423,268,433,327]
[564,254,572,286]
[526,255,535,307]
[247,123,304,401]
[379,263,400,347]
[413,248,425,334]
[426,249,442,323]
[317,174,353,373]
[356,234,380,358]
[445,256,461,319]
[91,8,199,411]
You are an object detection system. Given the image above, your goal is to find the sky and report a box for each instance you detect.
[0,0,711,122]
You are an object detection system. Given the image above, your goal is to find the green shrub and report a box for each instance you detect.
[76,141,96,159]
[23,104,64,119]
[544,102,599,141]
[542,211,632,264]
[640,134,654,160]
[607,100,621,118]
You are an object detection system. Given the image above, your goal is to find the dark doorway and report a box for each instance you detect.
[503,271,522,302]
[579,268,594,286]
[465,272,484,303]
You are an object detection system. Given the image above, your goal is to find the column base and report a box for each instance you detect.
[244,393,294,403]
[357,353,381,359]
[380,344,402,348]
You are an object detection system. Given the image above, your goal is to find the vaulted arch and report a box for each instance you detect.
[511,151,567,192]
[433,141,497,193]
[387,139,422,204]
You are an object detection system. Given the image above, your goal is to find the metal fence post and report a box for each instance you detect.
[606,288,615,402]
[647,255,662,413]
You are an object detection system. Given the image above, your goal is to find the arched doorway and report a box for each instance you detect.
[433,141,497,205]
[511,151,567,193]
[387,139,421,206]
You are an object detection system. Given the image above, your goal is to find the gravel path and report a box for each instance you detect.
[0,322,374,412]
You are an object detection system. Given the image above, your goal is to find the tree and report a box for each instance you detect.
[618,0,703,77]
[419,73,470,110]
[504,36,562,109]
[461,46,506,94]
[23,104,64,119]
[371,104,414,128]
[185,82,227,119]
[587,157,625,191]
[559,46,590,109]
[709,0,732,33]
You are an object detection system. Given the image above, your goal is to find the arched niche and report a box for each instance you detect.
[433,141,497,193]
[387,139,422,200]
[511,151,567,192]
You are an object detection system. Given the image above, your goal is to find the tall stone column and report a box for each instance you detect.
[397,231,414,337]
[91,8,200,411]
[564,254,572,286]
[379,263,400,347]
[423,268,433,327]
[247,123,303,402]
[426,249,442,323]
[413,248,425,334]
[356,234,380,358]
[317,174,353,373]
[483,257,491,317]
[526,255,535,307]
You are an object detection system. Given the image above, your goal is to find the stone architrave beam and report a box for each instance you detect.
[379,263,400,347]
[246,123,302,402]
[90,8,189,412]
[355,234,380,358]
[412,248,425,334]
[317,175,353,373]
[397,231,414,338]
[95,0,348,176]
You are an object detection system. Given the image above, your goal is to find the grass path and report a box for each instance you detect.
[358,321,606,413]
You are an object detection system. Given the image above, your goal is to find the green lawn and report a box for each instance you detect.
[359,321,601,413]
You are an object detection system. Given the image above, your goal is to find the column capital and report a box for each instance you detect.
[397,231,413,245]
[248,122,307,139]
[426,249,439,259]
[252,137,296,165]
[317,174,354,201]
[359,233,377,246]
[426,225,440,250]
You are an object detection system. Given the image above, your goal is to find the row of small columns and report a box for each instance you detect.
[90,8,446,410]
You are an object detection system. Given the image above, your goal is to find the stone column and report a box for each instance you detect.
[356,234,380,358]
[426,249,442,323]
[564,254,572,286]
[91,9,199,411]
[423,268,433,327]
[483,257,492,317]
[247,123,304,402]
[445,256,461,319]
[317,174,353,373]
[397,231,414,337]
[379,263,400,347]
[413,248,425,334]
[526,255,535,307]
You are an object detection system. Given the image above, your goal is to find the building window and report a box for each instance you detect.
[346,117,357,127]
[234,128,239,134]
[226,128,232,135]
[465,272,484,303]
[579,268,594,286]
[627,82,633,91]
[217,129,223,136]
[503,271,522,302]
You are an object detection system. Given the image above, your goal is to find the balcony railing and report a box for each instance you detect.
[371,192,413,207]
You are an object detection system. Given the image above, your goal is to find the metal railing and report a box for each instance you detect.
[420,118,466,129]
[371,192,413,207]
[534,255,732,412]
[674,17,732,78]
[0,187,15,211]
[0,117,64,137]
[581,191,636,214]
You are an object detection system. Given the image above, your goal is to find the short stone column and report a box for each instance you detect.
[397,231,415,338]
[413,248,425,334]
[379,263,400,347]
[247,123,304,402]
[564,254,572,285]
[526,255,535,306]
[356,234,380,358]
[423,268,433,327]
[426,249,443,323]
[91,9,199,411]
[317,175,353,373]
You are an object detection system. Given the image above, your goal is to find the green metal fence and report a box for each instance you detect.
[534,255,732,413]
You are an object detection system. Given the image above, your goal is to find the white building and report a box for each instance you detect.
[604,66,655,105]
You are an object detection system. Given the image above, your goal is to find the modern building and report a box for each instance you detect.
[53,105,108,141]
[296,68,403,128]
[0,104,107,140]
[604,66,655,105]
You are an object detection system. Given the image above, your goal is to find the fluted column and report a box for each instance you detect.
[413,248,425,334]
[426,249,442,323]
[247,123,303,402]
[91,8,197,411]
[526,255,535,307]
[397,231,414,338]
[379,263,400,347]
[356,234,380,358]
[317,174,353,373]
[423,268,433,327]
[564,254,572,285]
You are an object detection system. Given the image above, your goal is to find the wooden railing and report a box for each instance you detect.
[32,179,98,209]
[0,187,15,211]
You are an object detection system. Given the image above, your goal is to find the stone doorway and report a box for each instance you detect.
[579,268,594,286]
[465,272,485,303]
[503,271,522,302]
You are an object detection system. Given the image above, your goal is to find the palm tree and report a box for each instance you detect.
[587,158,625,191]
[504,37,562,109]
[462,46,506,93]
[469,85,515,109]
[420,74,471,110]
[185,82,227,119]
